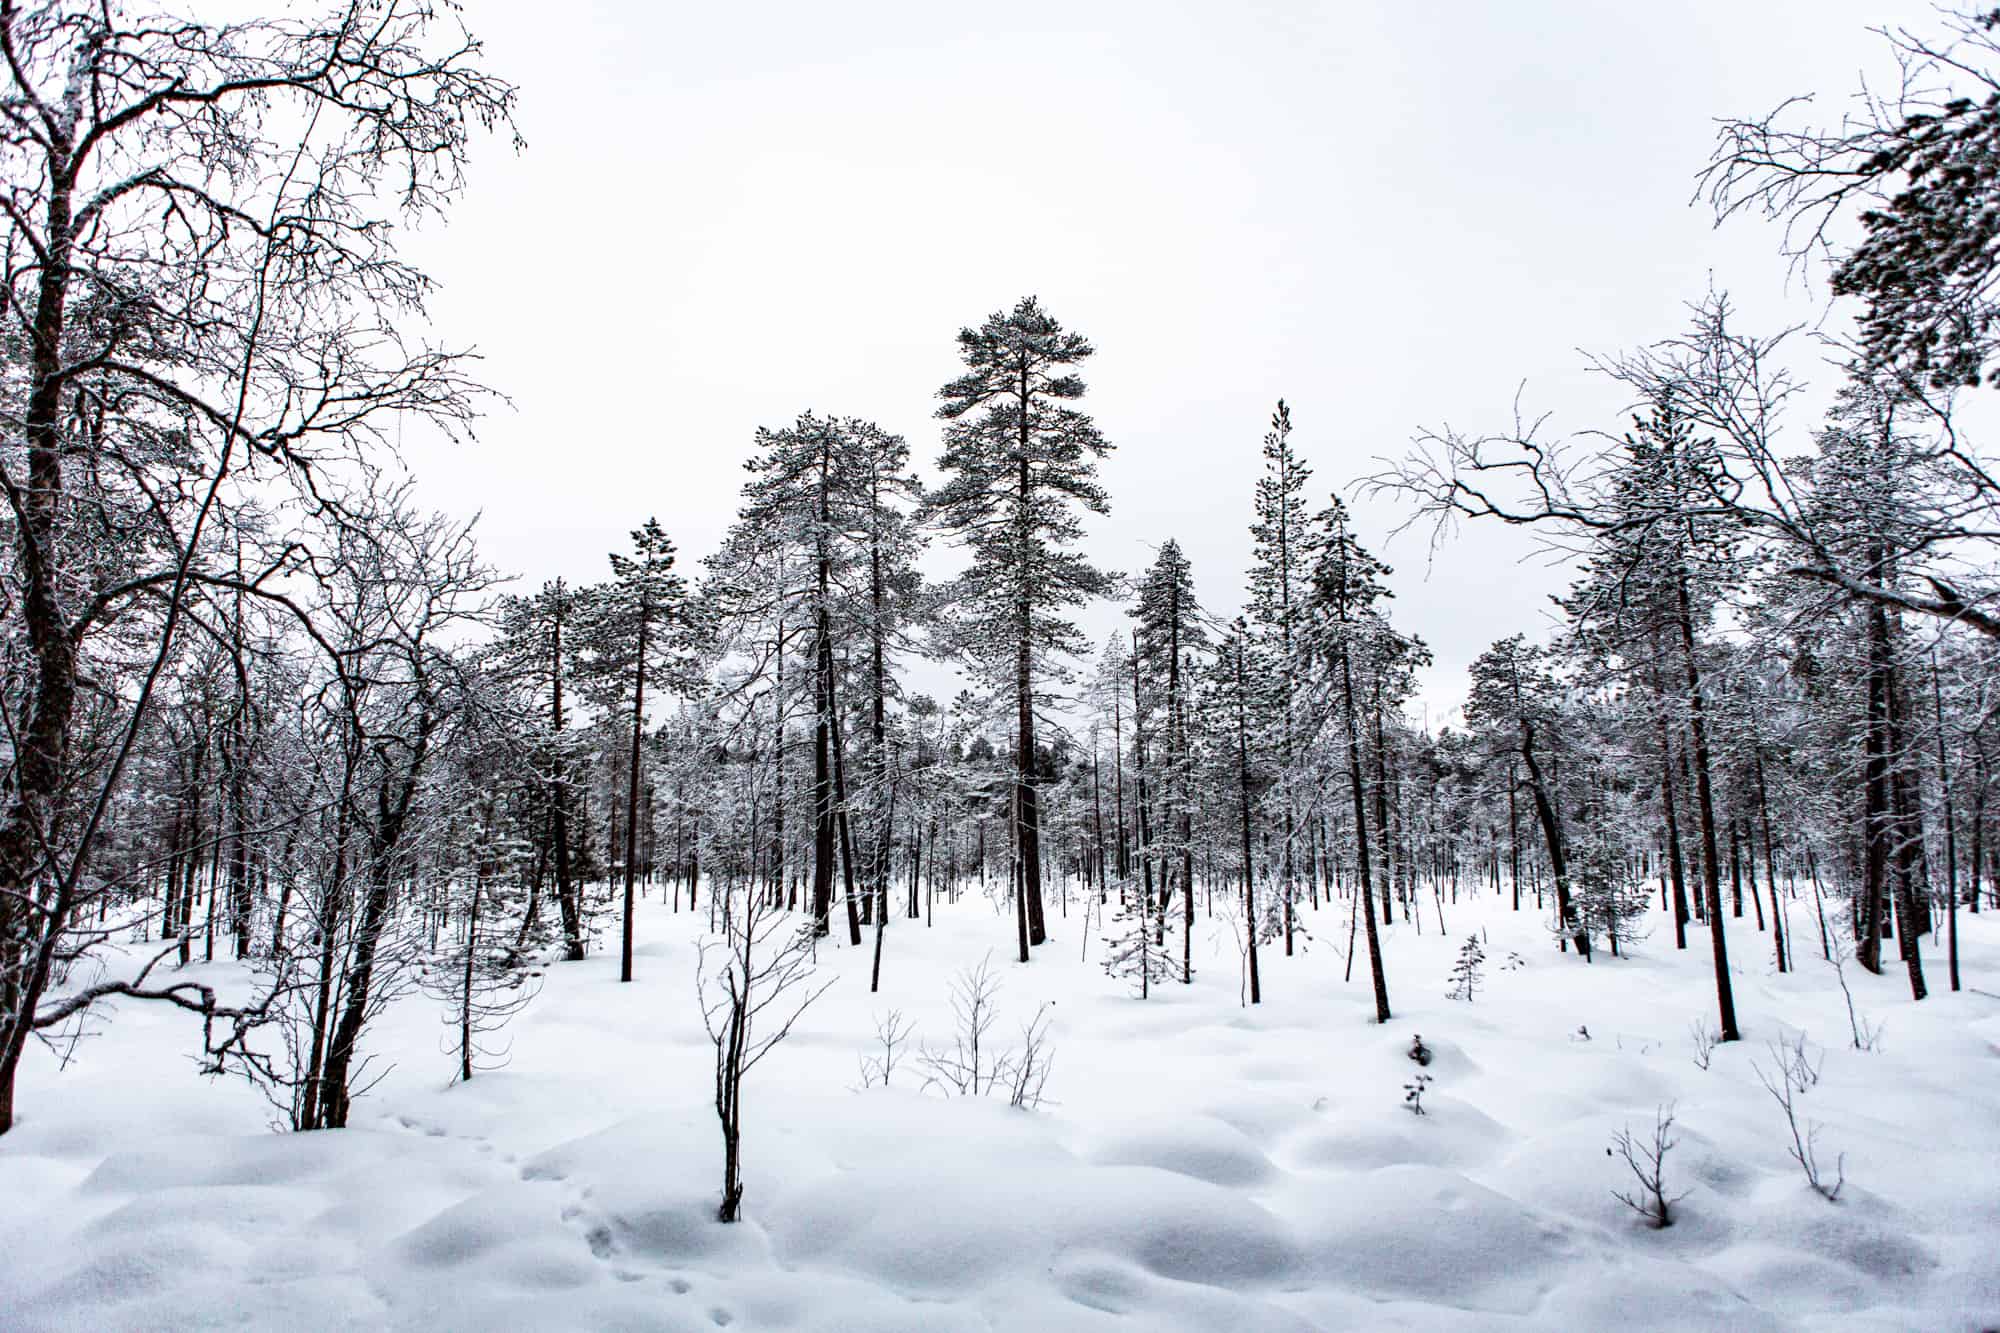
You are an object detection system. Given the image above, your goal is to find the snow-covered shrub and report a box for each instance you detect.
[917,956,1058,1109]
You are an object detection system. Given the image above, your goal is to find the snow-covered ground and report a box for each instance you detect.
[3,885,1998,1331]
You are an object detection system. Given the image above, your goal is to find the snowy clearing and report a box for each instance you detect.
[4,890,1997,1331]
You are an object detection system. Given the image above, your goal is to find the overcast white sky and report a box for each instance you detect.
[400,0,1947,719]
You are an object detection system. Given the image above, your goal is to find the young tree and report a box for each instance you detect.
[700,882,829,1223]
[423,784,541,1085]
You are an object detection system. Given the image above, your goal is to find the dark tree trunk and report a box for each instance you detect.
[1235,641,1261,1004]
[621,598,649,984]
[1340,644,1391,1022]
[1519,718,1589,959]
[1676,573,1738,1042]
[551,593,583,961]
[1650,657,1691,949]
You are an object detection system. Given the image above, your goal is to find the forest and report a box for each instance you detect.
[3,3,2000,1330]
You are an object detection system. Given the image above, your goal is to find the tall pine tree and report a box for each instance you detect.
[932,297,1115,952]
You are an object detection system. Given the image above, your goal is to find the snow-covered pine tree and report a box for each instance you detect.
[1305,498,1397,1023]
[1130,540,1207,985]
[1247,400,1320,956]
[1466,635,1593,960]
[711,413,924,948]
[578,519,701,983]
[488,580,589,961]
[1099,865,1176,998]
[425,796,541,1084]
[1447,933,1485,1002]
[1212,620,1266,1003]
[932,297,1116,955]
[1572,832,1653,960]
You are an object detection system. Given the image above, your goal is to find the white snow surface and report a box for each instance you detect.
[4,886,1999,1331]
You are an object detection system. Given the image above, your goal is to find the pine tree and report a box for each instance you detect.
[932,296,1116,954]
[1099,864,1177,998]
[1572,830,1653,960]
[1306,498,1395,1022]
[1131,540,1207,984]
[1212,619,1269,1001]
[424,791,541,1083]
[1247,400,1318,956]
[1447,934,1485,1002]
[1467,636,1593,961]
[715,413,922,945]
[580,519,700,983]
[490,580,589,961]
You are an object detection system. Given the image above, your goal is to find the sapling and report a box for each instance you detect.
[1404,1071,1433,1115]
[856,1009,916,1090]
[1447,934,1485,1002]
[1690,1016,1721,1071]
[700,882,832,1223]
[918,956,1006,1096]
[1609,1103,1688,1228]
[1004,1002,1057,1110]
[1755,1055,1845,1201]
[1828,942,1884,1052]
[1771,1030,1822,1092]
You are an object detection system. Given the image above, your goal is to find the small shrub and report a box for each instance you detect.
[856,1009,916,1090]
[1609,1103,1688,1228]
[1755,1054,1844,1202]
[1690,1016,1720,1071]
